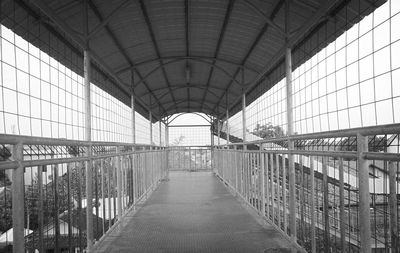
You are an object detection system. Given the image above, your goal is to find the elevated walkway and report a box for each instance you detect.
[93,171,296,253]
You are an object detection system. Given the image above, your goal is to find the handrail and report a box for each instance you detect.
[215,123,400,147]
[214,124,400,252]
[0,133,159,147]
[0,136,169,253]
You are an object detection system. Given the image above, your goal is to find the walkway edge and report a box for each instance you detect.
[91,179,165,252]
[214,172,306,253]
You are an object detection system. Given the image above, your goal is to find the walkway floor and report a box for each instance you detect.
[94,171,295,253]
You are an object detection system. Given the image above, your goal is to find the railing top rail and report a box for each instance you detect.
[216,123,400,147]
[168,145,212,148]
[0,134,160,147]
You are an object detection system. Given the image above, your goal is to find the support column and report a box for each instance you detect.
[131,72,136,145]
[286,46,296,240]
[285,0,296,241]
[260,144,265,217]
[149,111,153,145]
[226,109,230,145]
[116,146,123,221]
[165,124,169,147]
[165,123,169,178]
[84,48,94,250]
[210,122,215,171]
[217,117,221,146]
[242,92,246,146]
[159,121,162,146]
[358,134,371,253]
[131,72,136,205]
[12,143,24,253]
[389,162,399,252]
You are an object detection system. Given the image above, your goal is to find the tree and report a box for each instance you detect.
[251,123,286,139]
[0,187,12,233]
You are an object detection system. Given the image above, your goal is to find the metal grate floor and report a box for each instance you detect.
[94,171,295,253]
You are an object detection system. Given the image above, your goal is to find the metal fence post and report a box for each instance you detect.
[322,156,330,252]
[339,158,345,250]
[357,134,371,253]
[117,146,123,221]
[260,145,265,217]
[12,142,24,253]
[310,157,316,253]
[389,161,399,252]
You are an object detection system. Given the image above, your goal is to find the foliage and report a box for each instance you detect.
[0,188,12,233]
[251,123,286,139]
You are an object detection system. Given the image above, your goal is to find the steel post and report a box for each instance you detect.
[286,47,296,239]
[84,47,93,250]
[217,118,220,146]
[339,158,345,250]
[276,154,281,229]
[285,0,296,240]
[269,153,274,222]
[38,165,44,253]
[117,146,123,221]
[265,153,269,219]
[131,72,136,145]
[11,143,24,253]
[211,127,214,171]
[226,109,230,145]
[389,161,399,251]
[149,111,153,145]
[260,145,265,216]
[357,134,371,253]
[310,157,316,253]
[322,156,330,252]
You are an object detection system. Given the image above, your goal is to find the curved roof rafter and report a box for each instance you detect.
[144,83,235,96]
[129,57,248,91]
[162,99,223,116]
[115,56,260,75]
[149,86,222,107]
[167,112,212,125]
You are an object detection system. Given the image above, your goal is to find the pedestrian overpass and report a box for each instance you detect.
[0,0,399,252]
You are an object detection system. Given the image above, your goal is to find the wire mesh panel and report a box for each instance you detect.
[225,0,400,145]
[0,136,167,252]
[215,129,400,253]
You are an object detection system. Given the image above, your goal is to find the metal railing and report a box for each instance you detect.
[0,134,168,253]
[214,123,400,253]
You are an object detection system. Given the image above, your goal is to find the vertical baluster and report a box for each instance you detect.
[276,153,281,229]
[357,134,371,253]
[310,157,316,253]
[322,156,330,252]
[389,161,399,252]
[260,147,265,217]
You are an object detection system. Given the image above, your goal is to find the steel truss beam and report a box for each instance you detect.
[30,0,162,120]
[87,0,131,40]
[129,57,247,89]
[167,112,212,125]
[143,83,237,96]
[138,0,179,113]
[212,0,286,116]
[149,86,221,106]
[200,0,236,112]
[114,56,260,76]
[87,0,168,117]
[223,0,341,119]
[162,99,223,115]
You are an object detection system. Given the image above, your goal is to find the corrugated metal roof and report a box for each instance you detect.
[2,0,386,121]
